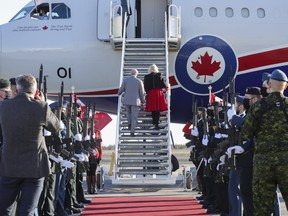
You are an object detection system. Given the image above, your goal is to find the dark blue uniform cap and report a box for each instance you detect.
[236,95,244,104]
[270,69,288,82]
[261,72,270,82]
[245,87,261,95]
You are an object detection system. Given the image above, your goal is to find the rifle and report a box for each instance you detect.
[72,92,83,154]
[82,102,95,156]
[186,95,198,148]
[62,94,73,153]
[56,81,64,121]
[200,100,209,139]
[212,101,220,130]
[38,64,43,92]
[90,102,96,144]
[43,75,47,101]
[222,86,229,129]
[228,75,236,171]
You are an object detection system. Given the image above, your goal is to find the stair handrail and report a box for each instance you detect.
[114,12,128,180]
[165,12,172,177]
[168,4,181,39]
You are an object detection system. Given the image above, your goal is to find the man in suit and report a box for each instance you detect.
[118,0,132,36]
[0,74,61,216]
[118,69,145,136]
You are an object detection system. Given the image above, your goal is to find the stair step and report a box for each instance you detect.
[125,52,165,56]
[126,38,165,43]
[118,163,169,168]
[119,135,168,140]
[125,48,165,51]
[119,141,167,146]
[118,155,169,160]
[125,56,166,61]
[118,169,170,175]
[118,148,169,153]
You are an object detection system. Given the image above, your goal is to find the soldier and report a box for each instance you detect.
[241,69,288,215]
[0,78,11,102]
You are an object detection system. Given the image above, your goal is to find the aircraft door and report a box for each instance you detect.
[139,0,167,38]
[98,0,111,41]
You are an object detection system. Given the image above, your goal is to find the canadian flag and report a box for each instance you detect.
[209,93,223,104]
[76,97,86,119]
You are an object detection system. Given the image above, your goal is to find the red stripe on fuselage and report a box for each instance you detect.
[169,47,288,87]
[76,89,118,95]
[238,47,288,72]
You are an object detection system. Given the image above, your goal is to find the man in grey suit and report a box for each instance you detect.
[118,69,145,136]
[0,74,61,216]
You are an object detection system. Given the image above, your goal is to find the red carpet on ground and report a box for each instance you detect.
[81,196,209,216]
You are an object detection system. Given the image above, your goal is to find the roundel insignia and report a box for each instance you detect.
[175,35,238,95]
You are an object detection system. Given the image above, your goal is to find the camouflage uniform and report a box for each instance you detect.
[242,92,288,216]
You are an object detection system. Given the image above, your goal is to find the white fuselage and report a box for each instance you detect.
[1,0,288,122]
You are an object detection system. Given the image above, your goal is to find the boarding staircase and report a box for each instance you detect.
[110,4,181,185]
[113,39,174,185]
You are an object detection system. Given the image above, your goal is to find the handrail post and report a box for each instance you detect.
[164,12,172,178]
[114,12,127,180]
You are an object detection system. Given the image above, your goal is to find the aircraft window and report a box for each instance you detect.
[51,3,71,19]
[257,8,265,18]
[10,6,34,22]
[30,4,50,20]
[209,7,217,17]
[241,8,250,18]
[225,7,234,18]
[194,7,203,17]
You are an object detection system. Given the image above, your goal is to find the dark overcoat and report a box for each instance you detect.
[0,93,61,178]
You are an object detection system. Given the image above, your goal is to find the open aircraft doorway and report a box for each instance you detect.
[136,0,167,38]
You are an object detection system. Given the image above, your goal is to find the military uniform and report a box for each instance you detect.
[241,69,288,215]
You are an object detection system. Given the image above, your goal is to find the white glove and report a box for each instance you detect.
[60,121,65,130]
[204,158,207,166]
[226,146,244,158]
[187,145,194,151]
[214,133,222,139]
[191,127,199,137]
[49,154,63,163]
[44,129,52,136]
[202,135,209,146]
[227,105,236,121]
[74,133,82,142]
[62,160,74,169]
[219,155,226,165]
[82,153,89,162]
[84,135,90,141]
[74,153,85,162]
[207,157,212,164]
[216,163,221,171]
[91,149,97,156]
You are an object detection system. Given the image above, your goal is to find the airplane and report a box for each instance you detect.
[1,0,288,124]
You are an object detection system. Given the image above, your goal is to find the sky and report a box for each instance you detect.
[0,0,188,146]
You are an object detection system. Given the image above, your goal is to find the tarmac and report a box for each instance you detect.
[73,150,287,216]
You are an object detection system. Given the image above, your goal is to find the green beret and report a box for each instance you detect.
[0,78,11,89]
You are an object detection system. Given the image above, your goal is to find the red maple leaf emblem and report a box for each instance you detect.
[42,26,48,30]
[191,51,221,83]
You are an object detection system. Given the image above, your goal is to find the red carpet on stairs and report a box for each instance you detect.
[81,196,209,216]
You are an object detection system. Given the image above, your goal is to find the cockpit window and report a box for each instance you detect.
[51,3,71,19]
[9,6,34,22]
[30,3,50,20]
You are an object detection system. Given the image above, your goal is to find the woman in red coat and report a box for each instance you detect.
[144,64,168,129]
